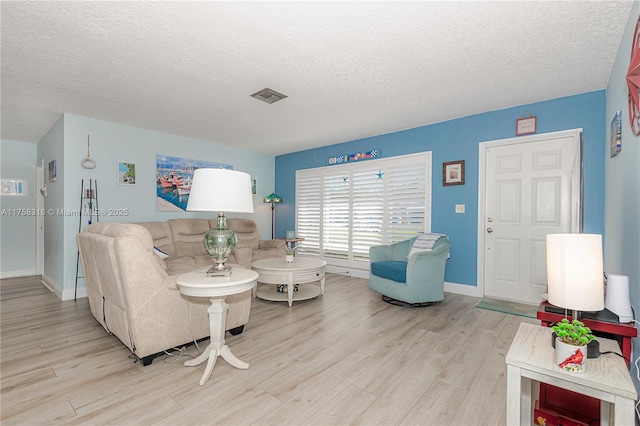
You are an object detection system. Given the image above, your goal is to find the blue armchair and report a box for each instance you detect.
[369,235,450,305]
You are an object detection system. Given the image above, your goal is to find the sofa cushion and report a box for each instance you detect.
[102,223,154,252]
[227,218,260,250]
[164,256,197,276]
[371,261,408,283]
[167,219,210,258]
[137,222,176,257]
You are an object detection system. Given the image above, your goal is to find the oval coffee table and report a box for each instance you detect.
[252,257,327,307]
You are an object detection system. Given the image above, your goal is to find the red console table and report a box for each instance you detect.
[536,301,637,426]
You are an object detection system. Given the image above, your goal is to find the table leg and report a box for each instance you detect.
[184,296,249,386]
[507,364,532,425]
[600,400,611,426]
[287,272,294,307]
[320,275,325,295]
[613,396,635,426]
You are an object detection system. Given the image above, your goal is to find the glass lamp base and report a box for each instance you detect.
[206,264,232,277]
[203,213,237,277]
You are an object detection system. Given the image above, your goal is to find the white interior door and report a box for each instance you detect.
[480,130,581,304]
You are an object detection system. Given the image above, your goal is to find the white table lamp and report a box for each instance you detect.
[187,168,254,276]
[546,233,604,317]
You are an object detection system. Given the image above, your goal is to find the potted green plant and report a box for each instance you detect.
[552,318,594,373]
[285,249,295,263]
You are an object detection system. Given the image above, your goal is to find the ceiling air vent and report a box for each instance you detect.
[250,88,288,104]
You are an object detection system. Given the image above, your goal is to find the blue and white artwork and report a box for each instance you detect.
[156,154,232,212]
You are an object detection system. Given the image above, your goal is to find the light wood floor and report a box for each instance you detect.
[1,274,536,425]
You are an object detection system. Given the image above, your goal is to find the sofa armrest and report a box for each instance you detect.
[258,239,286,250]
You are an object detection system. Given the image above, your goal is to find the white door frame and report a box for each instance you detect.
[35,159,44,276]
[476,129,583,299]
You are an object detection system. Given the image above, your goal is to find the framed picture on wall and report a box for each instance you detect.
[442,160,465,186]
[48,160,56,183]
[117,161,136,185]
[1,179,26,196]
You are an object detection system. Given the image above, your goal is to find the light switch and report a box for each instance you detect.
[455,204,465,214]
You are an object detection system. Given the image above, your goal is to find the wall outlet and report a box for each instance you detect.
[455,204,465,214]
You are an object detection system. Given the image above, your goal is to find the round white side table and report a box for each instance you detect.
[175,267,258,386]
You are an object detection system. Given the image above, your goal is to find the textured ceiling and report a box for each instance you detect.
[1,1,633,155]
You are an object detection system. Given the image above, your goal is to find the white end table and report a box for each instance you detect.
[175,267,258,386]
[506,322,637,426]
[252,257,326,307]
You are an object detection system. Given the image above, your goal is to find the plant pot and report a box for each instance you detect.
[555,337,587,373]
[285,254,294,263]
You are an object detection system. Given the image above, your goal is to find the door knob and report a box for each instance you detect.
[487,228,493,233]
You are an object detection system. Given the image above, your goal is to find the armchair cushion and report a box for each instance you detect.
[371,261,408,283]
[408,233,447,258]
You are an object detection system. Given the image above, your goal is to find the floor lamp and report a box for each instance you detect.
[263,192,282,239]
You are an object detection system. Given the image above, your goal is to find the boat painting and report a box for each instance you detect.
[156,154,232,211]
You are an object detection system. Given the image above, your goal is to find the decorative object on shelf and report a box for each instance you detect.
[442,160,465,186]
[48,160,56,183]
[156,154,232,212]
[552,318,593,373]
[276,284,299,293]
[516,112,537,136]
[1,179,25,196]
[627,16,640,135]
[328,148,379,165]
[263,192,283,239]
[610,111,622,158]
[117,161,136,185]
[187,168,254,276]
[286,230,295,239]
[546,233,605,319]
[285,237,304,260]
[285,250,294,263]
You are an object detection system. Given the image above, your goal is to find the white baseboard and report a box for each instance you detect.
[1,268,36,279]
[41,274,63,299]
[326,265,369,279]
[444,281,482,297]
[62,286,87,301]
[41,275,87,301]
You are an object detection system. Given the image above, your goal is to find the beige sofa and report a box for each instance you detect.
[77,218,283,366]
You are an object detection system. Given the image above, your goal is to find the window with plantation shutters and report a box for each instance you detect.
[295,152,431,270]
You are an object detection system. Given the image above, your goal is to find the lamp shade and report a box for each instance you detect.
[263,192,283,204]
[186,168,254,213]
[546,233,604,312]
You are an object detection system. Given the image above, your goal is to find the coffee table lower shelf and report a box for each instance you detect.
[255,284,322,303]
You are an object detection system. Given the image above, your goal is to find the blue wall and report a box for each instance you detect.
[275,91,606,286]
